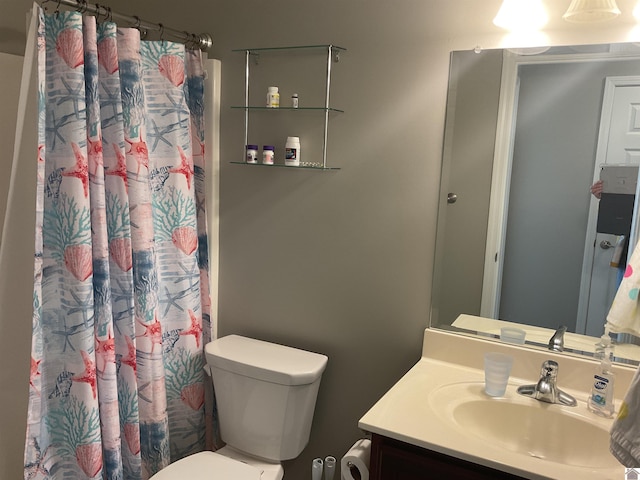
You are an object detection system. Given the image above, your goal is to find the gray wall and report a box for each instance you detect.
[210,6,441,477]
[0,53,22,241]
[0,51,30,480]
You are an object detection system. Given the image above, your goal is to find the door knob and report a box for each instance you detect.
[447,193,458,204]
[600,240,613,249]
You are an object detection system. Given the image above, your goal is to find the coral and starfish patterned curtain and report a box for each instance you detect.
[24,8,213,480]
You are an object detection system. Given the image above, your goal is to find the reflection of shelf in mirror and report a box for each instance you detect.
[232,44,346,53]
[231,106,344,113]
[230,161,340,171]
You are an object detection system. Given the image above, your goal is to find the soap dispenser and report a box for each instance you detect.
[587,334,615,418]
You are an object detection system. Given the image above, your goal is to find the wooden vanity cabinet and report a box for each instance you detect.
[369,434,526,480]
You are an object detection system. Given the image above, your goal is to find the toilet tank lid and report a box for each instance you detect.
[206,335,328,386]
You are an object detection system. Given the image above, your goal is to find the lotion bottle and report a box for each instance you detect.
[587,335,615,418]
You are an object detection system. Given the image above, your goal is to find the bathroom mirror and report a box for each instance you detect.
[430,42,640,365]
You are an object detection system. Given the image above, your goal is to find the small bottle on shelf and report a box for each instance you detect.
[291,93,299,108]
[246,144,258,164]
[262,145,275,165]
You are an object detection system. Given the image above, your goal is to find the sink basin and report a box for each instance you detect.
[428,382,619,469]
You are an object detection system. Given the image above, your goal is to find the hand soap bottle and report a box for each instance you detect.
[587,335,615,418]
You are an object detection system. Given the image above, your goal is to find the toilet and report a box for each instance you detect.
[151,334,328,480]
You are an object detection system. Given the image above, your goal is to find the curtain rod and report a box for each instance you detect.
[38,0,213,51]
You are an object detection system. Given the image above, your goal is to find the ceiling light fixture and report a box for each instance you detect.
[563,0,621,23]
[634,0,640,20]
[493,0,549,31]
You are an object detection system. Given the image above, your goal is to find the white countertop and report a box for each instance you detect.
[358,328,637,480]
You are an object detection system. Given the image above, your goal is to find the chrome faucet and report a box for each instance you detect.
[548,325,567,352]
[516,360,577,406]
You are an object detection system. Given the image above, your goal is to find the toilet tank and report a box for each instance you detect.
[206,335,328,462]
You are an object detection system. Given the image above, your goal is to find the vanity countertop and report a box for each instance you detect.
[358,328,636,480]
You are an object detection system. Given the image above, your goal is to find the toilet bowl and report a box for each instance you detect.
[149,335,328,479]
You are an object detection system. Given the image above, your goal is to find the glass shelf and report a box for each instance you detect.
[231,106,344,113]
[230,162,340,171]
[232,45,346,53]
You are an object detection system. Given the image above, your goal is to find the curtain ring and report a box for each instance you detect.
[54,0,61,17]
[76,0,87,14]
[94,3,100,21]
[132,16,147,38]
[106,6,112,22]
[159,23,165,43]
[184,32,194,50]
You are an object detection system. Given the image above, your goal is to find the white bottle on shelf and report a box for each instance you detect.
[266,86,280,107]
[285,136,300,166]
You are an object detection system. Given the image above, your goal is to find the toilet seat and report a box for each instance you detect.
[216,446,284,480]
[149,451,261,480]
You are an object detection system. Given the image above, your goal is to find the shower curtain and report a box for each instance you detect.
[22,7,214,479]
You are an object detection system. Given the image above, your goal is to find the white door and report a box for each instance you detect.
[578,77,640,337]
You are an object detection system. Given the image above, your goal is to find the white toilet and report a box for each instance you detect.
[151,335,328,480]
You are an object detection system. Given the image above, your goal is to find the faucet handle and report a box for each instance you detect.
[549,325,567,352]
[540,360,559,378]
[518,359,576,406]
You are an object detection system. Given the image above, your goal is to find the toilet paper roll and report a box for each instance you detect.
[340,438,371,480]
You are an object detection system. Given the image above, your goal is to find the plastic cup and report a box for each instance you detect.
[500,327,526,345]
[484,352,514,397]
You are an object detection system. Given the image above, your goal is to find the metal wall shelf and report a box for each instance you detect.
[232,44,345,170]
